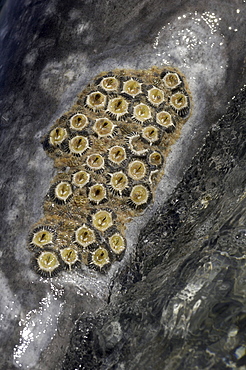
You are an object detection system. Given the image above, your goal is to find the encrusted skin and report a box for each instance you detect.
[28,66,191,276]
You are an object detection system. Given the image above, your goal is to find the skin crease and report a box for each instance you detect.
[0,0,245,369]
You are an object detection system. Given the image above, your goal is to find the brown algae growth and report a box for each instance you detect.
[28,66,191,277]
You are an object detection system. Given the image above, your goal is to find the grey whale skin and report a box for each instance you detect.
[0,0,245,369]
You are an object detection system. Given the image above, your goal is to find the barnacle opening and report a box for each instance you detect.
[163,72,181,89]
[128,160,147,181]
[86,91,106,110]
[100,76,119,91]
[88,184,107,204]
[109,233,126,254]
[142,126,159,144]
[92,210,113,232]
[69,135,89,155]
[128,134,148,156]
[130,184,149,207]
[148,151,163,166]
[147,87,164,106]
[86,153,104,171]
[123,79,142,97]
[90,247,110,269]
[72,170,90,188]
[55,181,73,202]
[75,224,96,248]
[93,118,115,138]
[108,146,126,164]
[156,111,173,128]
[60,247,79,269]
[170,92,188,110]
[107,97,129,119]
[133,103,151,122]
[36,250,60,276]
[31,227,55,248]
[70,114,88,130]
[109,171,128,195]
[49,127,68,146]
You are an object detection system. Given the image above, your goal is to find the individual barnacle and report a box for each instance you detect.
[60,246,80,270]
[133,103,151,123]
[72,170,90,188]
[100,76,119,92]
[86,91,107,110]
[107,97,129,120]
[29,226,56,250]
[86,153,105,171]
[88,183,107,204]
[170,92,189,115]
[129,184,150,208]
[75,224,96,248]
[162,72,181,89]
[108,145,127,165]
[147,87,165,106]
[156,111,174,128]
[34,250,61,277]
[142,126,159,145]
[92,118,116,138]
[128,160,147,181]
[108,233,126,256]
[49,127,68,146]
[69,114,88,131]
[51,181,73,204]
[148,151,163,167]
[122,79,142,97]
[92,210,113,232]
[69,135,89,156]
[128,133,148,156]
[89,246,111,271]
[108,171,129,196]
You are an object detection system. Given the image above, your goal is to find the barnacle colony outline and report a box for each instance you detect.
[28,66,192,277]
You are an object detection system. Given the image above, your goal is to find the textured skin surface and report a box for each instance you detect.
[0,0,245,369]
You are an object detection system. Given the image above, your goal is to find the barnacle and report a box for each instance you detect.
[28,65,191,277]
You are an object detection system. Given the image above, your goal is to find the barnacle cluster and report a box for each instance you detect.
[28,66,191,277]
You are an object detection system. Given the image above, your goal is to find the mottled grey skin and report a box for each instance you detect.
[0,0,245,369]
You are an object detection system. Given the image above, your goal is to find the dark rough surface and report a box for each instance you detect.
[63,86,246,370]
[0,0,245,369]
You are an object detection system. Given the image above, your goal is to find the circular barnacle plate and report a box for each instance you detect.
[133,103,152,123]
[170,92,189,117]
[108,145,127,165]
[34,250,61,277]
[69,135,89,156]
[49,127,68,146]
[148,150,164,167]
[156,110,174,129]
[86,153,105,171]
[128,160,147,181]
[69,114,88,131]
[60,246,80,270]
[86,91,107,110]
[75,224,96,248]
[108,171,129,196]
[89,246,111,272]
[162,72,182,89]
[100,76,119,92]
[29,226,56,251]
[88,183,107,204]
[142,126,160,144]
[122,79,142,97]
[129,184,150,208]
[108,232,126,259]
[92,118,116,138]
[147,87,165,106]
[128,133,149,156]
[107,97,129,120]
[92,210,113,232]
[72,170,90,188]
[50,181,73,204]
